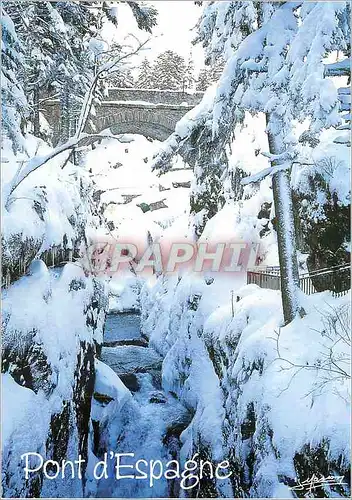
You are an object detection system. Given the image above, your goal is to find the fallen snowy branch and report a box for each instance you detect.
[5,132,131,205]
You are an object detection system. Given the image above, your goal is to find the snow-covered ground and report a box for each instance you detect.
[86,135,192,235]
[2,122,349,498]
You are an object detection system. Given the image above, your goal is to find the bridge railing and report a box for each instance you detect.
[247,263,350,297]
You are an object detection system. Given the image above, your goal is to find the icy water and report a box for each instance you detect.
[97,313,190,498]
[104,313,142,344]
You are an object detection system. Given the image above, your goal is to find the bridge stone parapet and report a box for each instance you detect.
[106,87,204,106]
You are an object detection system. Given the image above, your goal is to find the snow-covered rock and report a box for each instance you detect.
[94,359,131,405]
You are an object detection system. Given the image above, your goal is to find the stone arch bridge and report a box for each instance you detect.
[42,88,204,145]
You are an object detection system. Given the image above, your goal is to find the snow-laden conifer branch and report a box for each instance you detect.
[260,150,297,164]
[239,58,351,77]
[241,163,289,186]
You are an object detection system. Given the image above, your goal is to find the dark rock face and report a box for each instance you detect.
[193,448,219,498]
[258,201,272,238]
[2,330,55,395]
[103,338,148,348]
[293,443,351,497]
[46,401,71,469]
[240,402,256,441]
[2,234,43,287]
[2,233,81,288]
[293,171,350,291]
[72,341,96,483]
[118,373,140,392]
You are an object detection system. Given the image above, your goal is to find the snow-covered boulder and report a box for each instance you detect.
[94,359,131,407]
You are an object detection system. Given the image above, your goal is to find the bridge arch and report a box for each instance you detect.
[108,122,173,141]
[93,105,183,142]
[42,90,204,145]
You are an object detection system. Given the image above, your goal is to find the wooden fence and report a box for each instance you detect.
[247,263,351,297]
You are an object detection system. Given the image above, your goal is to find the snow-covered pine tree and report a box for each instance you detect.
[209,57,225,83]
[195,60,225,91]
[196,68,211,91]
[193,0,259,66]
[53,2,100,143]
[135,57,154,88]
[125,1,158,33]
[189,136,226,239]
[212,2,350,322]
[153,2,261,239]
[108,68,135,88]
[153,1,350,324]
[1,6,28,153]
[151,50,187,90]
[4,1,73,138]
[184,51,196,90]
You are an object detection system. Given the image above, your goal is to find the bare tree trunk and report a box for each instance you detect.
[59,86,70,144]
[33,85,40,137]
[266,113,301,324]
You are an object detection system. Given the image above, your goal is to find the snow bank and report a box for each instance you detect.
[108,274,142,312]
[95,359,131,404]
[2,372,51,451]
[2,135,91,250]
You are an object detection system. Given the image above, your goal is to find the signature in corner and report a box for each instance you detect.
[290,474,347,493]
